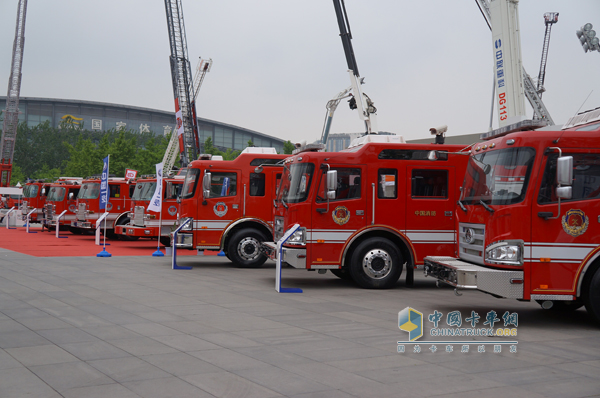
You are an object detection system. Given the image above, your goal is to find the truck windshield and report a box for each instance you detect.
[78,183,100,199]
[47,187,66,201]
[131,181,157,201]
[23,184,39,198]
[460,147,535,206]
[182,169,200,199]
[278,163,315,204]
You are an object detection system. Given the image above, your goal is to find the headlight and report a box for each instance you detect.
[286,228,306,246]
[181,217,193,231]
[485,241,523,265]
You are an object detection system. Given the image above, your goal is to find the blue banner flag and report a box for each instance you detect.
[99,155,109,210]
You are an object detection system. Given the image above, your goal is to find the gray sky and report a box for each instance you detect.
[1,0,599,143]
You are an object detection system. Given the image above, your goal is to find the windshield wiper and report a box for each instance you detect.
[457,200,467,212]
[479,199,495,214]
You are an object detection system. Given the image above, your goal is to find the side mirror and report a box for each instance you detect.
[41,188,46,196]
[427,151,438,161]
[202,172,211,200]
[326,170,337,200]
[68,192,74,200]
[557,156,573,186]
[556,186,572,200]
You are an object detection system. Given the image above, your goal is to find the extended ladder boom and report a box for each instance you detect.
[475,0,554,125]
[536,12,558,98]
[0,0,27,187]
[164,0,200,170]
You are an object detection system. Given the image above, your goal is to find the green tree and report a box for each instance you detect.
[9,165,26,186]
[283,140,295,154]
[247,139,254,148]
[64,136,99,177]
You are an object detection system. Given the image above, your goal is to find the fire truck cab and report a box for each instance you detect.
[43,178,82,231]
[263,135,470,289]
[114,175,184,246]
[174,147,287,267]
[71,177,136,236]
[424,108,600,323]
[20,180,50,222]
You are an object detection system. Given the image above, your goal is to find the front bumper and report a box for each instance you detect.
[262,242,306,269]
[423,256,524,299]
[115,225,160,237]
[173,233,194,249]
[71,220,92,229]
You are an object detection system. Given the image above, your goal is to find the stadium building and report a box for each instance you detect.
[0,97,286,153]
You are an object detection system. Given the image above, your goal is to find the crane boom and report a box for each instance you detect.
[164,0,200,171]
[332,0,378,135]
[536,12,559,98]
[1,0,27,187]
[475,0,554,125]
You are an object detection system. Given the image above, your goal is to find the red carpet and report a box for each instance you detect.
[0,225,197,257]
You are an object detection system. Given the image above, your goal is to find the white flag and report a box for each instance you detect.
[147,162,163,212]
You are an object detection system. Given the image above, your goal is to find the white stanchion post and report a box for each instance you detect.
[95,212,109,245]
[5,207,16,230]
[276,223,302,293]
[55,210,68,238]
[26,208,37,233]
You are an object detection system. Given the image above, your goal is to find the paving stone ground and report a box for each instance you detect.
[0,247,599,398]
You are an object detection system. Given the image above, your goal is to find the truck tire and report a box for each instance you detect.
[160,236,171,247]
[583,267,600,324]
[349,237,402,289]
[227,228,268,268]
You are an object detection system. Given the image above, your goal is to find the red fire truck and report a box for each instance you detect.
[70,177,136,237]
[114,175,184,245]
[19,180,50,222]
[423,109,600,323]
[174,147,287,267]
[42,178,82,231]
[262,135,470,289]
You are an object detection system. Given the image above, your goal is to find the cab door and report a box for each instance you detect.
[531,151,600,294]
[404,166,457,263]
[309,165,367,267]
[196,169,241,247]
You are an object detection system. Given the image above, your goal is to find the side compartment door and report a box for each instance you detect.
[309,165,367,268]
[197,170,241,247]
[405,166,457,263]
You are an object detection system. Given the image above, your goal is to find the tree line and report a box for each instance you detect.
[3,118,295,185]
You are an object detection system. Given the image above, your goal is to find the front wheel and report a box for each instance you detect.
[349,237,402,289]
[227,228,268,268]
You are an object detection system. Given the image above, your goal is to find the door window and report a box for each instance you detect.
[412,169,448,198]
[539,153,600,203]
[210,172,237,197]
[316,167,361,202]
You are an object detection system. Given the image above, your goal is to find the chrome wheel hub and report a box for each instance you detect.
[362,249,392,279]
[238,237,260,260]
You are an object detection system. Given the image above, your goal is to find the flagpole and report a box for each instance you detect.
[103,155,109,249]
[97,154,112,257]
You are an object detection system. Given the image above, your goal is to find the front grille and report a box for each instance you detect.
[458,222,485,265]
[77,203,87,221]
[45,204,55,221]
[274,216,284,241]
[134,206,145,226]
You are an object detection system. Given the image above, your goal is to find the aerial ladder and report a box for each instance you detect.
[0,0,27,187]
[536,12,559,100]
[327,0,378,141]
[163,0,211,175]
[475,0,554,127]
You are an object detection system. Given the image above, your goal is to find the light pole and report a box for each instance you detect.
[576,23,600,53]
